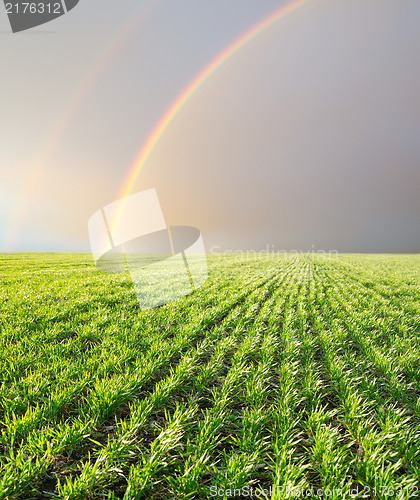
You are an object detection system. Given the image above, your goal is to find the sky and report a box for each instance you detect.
[0,0,419,253]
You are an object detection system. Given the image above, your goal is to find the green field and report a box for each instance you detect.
[0,253,419,499]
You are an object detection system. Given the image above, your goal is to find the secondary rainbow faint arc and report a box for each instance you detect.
[117,0,314,205]
[4,0,159,251]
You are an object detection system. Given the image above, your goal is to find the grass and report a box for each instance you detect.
[0,252,419,499]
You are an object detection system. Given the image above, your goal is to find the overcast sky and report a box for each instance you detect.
[0,0,419,253]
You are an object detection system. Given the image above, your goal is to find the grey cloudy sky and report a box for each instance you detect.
[0,0,419,253]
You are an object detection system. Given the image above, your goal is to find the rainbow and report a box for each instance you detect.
[3,0,159,251]
[117,0,315,204]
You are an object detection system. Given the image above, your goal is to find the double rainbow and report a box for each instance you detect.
[4,0,315,249]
